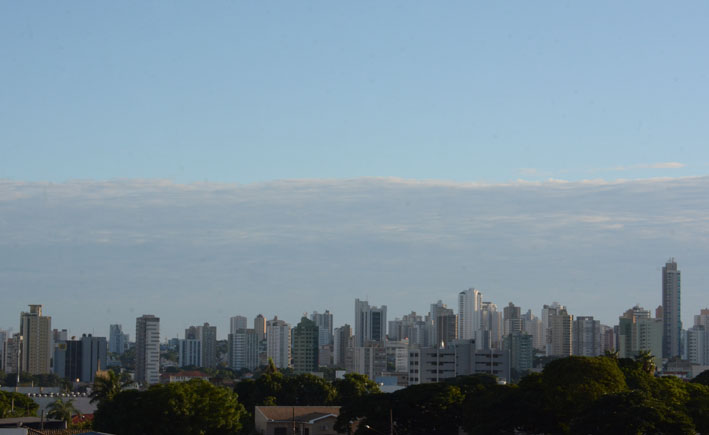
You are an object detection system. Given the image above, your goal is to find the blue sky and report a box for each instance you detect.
[2,1,708,183]
[1,2,709,338]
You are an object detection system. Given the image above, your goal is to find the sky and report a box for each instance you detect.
[1,2,708,339]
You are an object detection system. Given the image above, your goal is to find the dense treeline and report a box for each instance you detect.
[339,356,709,434]
[89,356,709,434]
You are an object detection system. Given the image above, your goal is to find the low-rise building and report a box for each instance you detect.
[254,406,342,435]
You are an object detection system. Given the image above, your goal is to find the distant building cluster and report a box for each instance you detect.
[1,258,707,387]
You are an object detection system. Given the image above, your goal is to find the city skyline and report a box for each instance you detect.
[1,256,704,345]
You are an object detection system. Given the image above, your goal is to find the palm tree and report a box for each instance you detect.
[635,350,656,374]
[46,398,77,424]
[604,349,619,360]
[90,369,127,404]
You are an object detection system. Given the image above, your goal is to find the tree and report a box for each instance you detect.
[537,356,627,433]
[90,369,128,404]
[279,373,337,406]
[635,350,656,374]
[46,398,77,424]
[333,373,380,407]
[94,379,246,435]
[572,390,695,434]
[692,369,709,386]
[0,391,38,418]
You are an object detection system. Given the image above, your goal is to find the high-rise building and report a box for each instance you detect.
[310,310,334,346]
[600,324,616,354]
[198,323,217,369]
[354,299,387,347]
[80,334,108,382]
[503,331,533,376]
[548,308,573,357]
[618,305,662,369]
[55,334,108,382]
[135,314,160,385]
[3,333,22,374]
[662,258,682,358]
[479,301,502,349]
[185,326,199,340]
[435,307,457,346]
[292,317,319,373]
[254,314,266,342]
[687,309,709,365]
[228,328,259,371]
[266,317,291,369]
[109,324,128,355]
[573,316,601,356]
[458,288,482,340]
[333,324,352,367]
[503,302,523,337]
[522,310,544,350]
[542,303,565,356]
[20,304,52,375]
[230,316,248,335]
[0,330,7,371]
[178,339,202,367]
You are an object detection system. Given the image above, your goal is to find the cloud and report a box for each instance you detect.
[1,176,708,337]
[610,162,686,171]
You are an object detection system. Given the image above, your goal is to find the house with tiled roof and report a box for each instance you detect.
[254,406,343,435]
[158,370,209,384]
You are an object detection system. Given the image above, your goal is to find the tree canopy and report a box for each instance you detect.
[93,379,246,435]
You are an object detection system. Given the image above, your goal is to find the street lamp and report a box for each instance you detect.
[364,425,387,435]
[16,335,23,392]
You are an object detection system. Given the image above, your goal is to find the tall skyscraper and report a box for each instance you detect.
[435,307,457,346]
[230,316,248,335]
[0,330,7,371]
[266,317,291,369]
[333,324,352,367]
[178,339,202,367]
[198,323,217,369]
[662,258,682,358]
[254,314,266,342]
[503,302,523,337]
[548,308,573,357]
[20,304,52,375]
[310,310,334,346]
[458,288,482,340]
[292,317,319,373]
[478,301,502,349]
[573,316,601,356]
[3,333,21,374]
[109,324,128,355]
[81,334,108,382]
[228,328,259,371]
[686,309,709,365]
[354,299,387,347]
[135,314,160,385]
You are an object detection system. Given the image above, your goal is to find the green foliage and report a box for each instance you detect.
[93,379,246,435]
[46,398,77,423]
[90,369,129,404]
[2,372,69,389]
[572,390,695,434]
[540,356,627,432]
[692,369,709,386]
[0,391,38,418]
[332,372,381,407]
[338,382,464,435]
